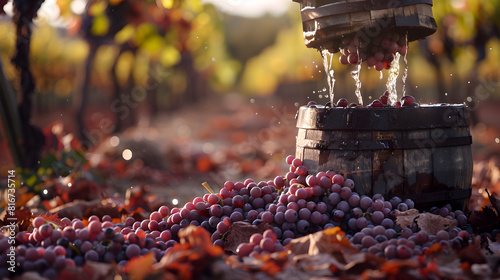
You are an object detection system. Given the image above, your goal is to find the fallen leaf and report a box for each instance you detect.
[224,221,273,254]
[395,209,419,229]
[287,227,357,256]
[458,243,487,264]
[482,238,500,257]
[155,226,224,279]
[344,253,386,275]
[123,252,156,280]
[377,259,420,280]
[82,261,115,280]
[415,213,457,235]
[395,210,456,235]
[469,207,499,233]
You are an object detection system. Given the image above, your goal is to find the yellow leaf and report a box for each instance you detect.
[89,1,107,16]
[26,175,37,187]
[115,24,135,44]
[160,45,181,67]
[161,0,174,9]
[142,36,164,54]
[91,15,110,36]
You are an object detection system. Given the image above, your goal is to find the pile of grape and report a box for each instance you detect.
[0,155,476,278]
[308,93,416,108]
[338,29,408,71]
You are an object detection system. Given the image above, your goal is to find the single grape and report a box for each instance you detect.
[396,245,413,259]
[371,211,384,224]
[361,235,377,248]
[360,197,372,211]
[260,237,275,252]
[310,211,322,224]
[297,220,311,233]
[237,243,254,259]
[384,244,397,259]
[284,209,298,223]
[355,217,368,229]
[333,210,345,222]
[348,194,360,207]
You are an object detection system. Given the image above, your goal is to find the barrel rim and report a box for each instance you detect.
[296,104,471,131]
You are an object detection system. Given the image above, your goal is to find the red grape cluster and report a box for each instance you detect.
[338,30,408,71]
[0,155,483,279]
[307,93,416,108]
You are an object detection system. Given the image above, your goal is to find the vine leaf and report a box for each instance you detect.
[395,210,456,235]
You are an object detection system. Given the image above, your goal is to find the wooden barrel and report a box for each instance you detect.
[292,0,437,51]
[295,104,473,211]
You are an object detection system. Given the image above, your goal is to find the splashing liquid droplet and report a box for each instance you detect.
[321,48,335,105]
[386,53,401,105]
[351,63,363,105]
[402,33,409,96]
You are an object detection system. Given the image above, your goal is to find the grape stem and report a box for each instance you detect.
[202,182,215,194]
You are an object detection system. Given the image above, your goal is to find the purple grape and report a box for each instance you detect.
[310,211,322,224]
[360,197,372,211]
[284,209,298,223]
[297,220,311,233]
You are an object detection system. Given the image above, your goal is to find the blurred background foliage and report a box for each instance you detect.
[0,0,499,138]
[0,0,498,103]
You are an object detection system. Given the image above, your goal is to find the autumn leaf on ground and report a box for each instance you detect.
[226,251,290,276]
[482,237,500,257]
[123,252,160,280]
[155,226,223,279]
[376,259,420,280]
[292,253,345,276]
[224,221,273,254]
[287,227,357,256]
[395,210,456,235]
[458,243,486,264]
[343,253,386,276]
[82,261,116,280]
[415,213,457,235]
[469,206,499,233]
[395,209,419,229]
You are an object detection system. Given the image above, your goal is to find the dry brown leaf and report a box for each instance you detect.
[415,213,457,235]
[82,260,116,280]
[395,210,456,234]
[123,252,157,280]
[394,209,419,229]
[287,227,357,256]
[483,238,500,257]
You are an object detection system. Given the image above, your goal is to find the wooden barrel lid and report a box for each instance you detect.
[296,104,471,131]
[292,0,437,51]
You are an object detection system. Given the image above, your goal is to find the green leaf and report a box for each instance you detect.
[26,175,37,187]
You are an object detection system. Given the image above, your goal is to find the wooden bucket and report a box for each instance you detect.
[292,0,438,51]
[295,105,473,210]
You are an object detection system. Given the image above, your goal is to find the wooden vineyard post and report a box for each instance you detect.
[0,56,24,167]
